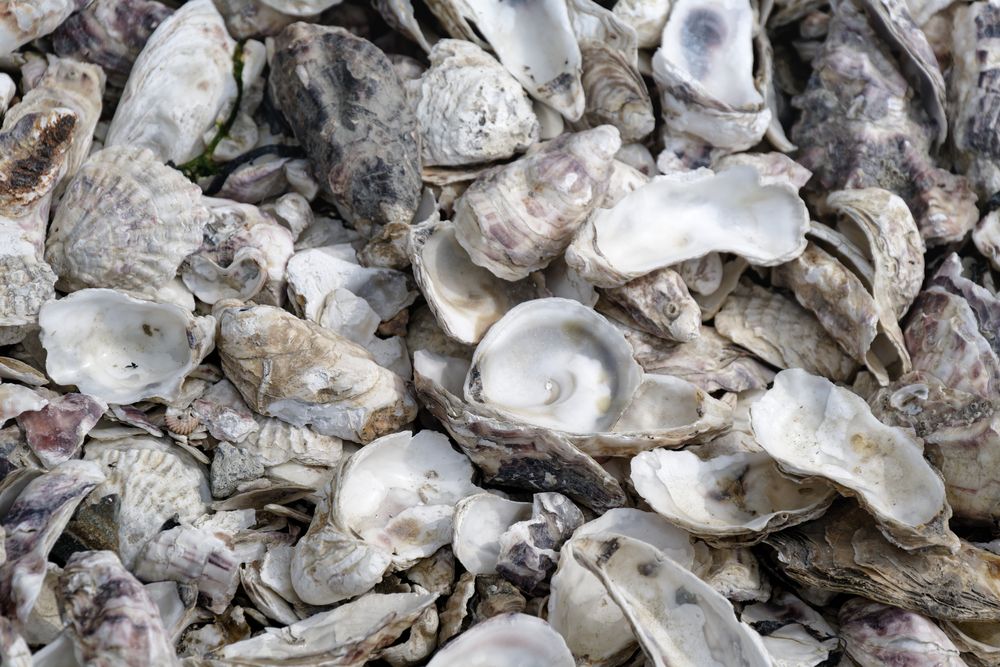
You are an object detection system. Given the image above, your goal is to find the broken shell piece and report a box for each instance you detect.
[106,0,237,164]
[408,217,541,345]
[839,597,965,667]
[573,534,772,667]
[496,493,584,596]
[454,126,620,282]
[334,430,479,563]
[695,545,772,603]
[0,616,29,666]
[60,550,178,667]
[567,167,809,287]
[418,40,539,167]
[427,613,574,667]
[0,460,105,622]
[0,384,48,427]
[602,268,701,343]
[0,0,90,58]
[217,303,416,443]
[715,280,859,382]
[741,590,841,667]
[465,298,641,434]
[46,146,209,297]
[452,493,532,576]
[242,415,342,468]
[751,368,958,552]
[549,508,696,666]
[39,289,216,405]
[190,379,259,444]
[630,441,836,546]
[941,620,1000,666]
[214,592,438,665]
[17,393,106,468]
[0,357,46,386]
[270,23,420,237]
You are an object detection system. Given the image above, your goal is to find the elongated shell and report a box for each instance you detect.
[60,550,178,667]
[217,303,417,443]
[106,0,236,165]
[270,23,421,237]
[579,42,655,143]
[38,289,216,405]
[0,0,90,58]
[454,126,620,282]
[46,146,209,296]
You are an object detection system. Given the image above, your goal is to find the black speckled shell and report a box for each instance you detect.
[270,23,421,238]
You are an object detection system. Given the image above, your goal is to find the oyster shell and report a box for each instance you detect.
[751,368,959,552]
[270,23,421,237]
[39,289,216,405]
[0,0,90,58]
[454,126,620,282]
[216,303,416,443]
[602,268,701,343]
[741,590,841,666]
[452,493,532,576]
[60,550,178,667]
[839,597,966,667]
[17,393,106,468]
[418,40,539,167]
[573,534,772,666]
[46,146,209,296]
[566,166,809,287]
[613,0,672,48]
[427,613,575,667]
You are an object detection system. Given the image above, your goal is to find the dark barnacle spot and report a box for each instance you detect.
[597,537,620,565]
[675,586,698,605]
[125,362,138,370]
[637,560,660,577]
[142,324,153,336]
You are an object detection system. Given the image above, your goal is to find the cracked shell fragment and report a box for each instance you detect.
[573,534,772,667]
[751,368,959,552]
[566,166,809,287]
[270,22,421,237]
[217,303,416,443]
[427,613,574,667]
[38,289,216,405]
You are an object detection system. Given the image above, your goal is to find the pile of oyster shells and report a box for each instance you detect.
[4,0,1000,664]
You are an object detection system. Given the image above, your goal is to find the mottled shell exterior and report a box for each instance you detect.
[0,254,58,329]
[0,0,90,58]
[454,126,621,281]
[602,267,701,343]
[60,550,178,667]
[0,109,77,218]
[418,40,539,167]
[580,42,655,143]
[45,146,209,296]
[105,0,237,165]
[270,23,421,238]
[52,0,174,90]
[217,304,417,443]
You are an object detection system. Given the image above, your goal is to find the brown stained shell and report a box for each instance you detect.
[17,393,106,468]
[579,42,655,143]
[453,126,621,282]
[601,268,701,343]
[0,0,91,58]
[0,460,105,622]
[217,303,417,443]
[270,23,421,238]
[45,146,209,297]
[791,0,977,246]
[51,0,173,91]
[838,597,966,667]
[0,109,77,217]
[714,280,859,382]
[60,550,178,667]
[764,503,1000,621]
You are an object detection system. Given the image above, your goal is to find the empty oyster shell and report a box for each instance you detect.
[418,40,539,167]
[630,438,836,546]
[0,0,90,58]
[751,368,959,552]
[454,126,620,282]
[566,166,809,287]
[46,146,209,296]
[106,0,237,165]
[427,613,575,667]
[270,23,421,237]
[217,303,416,443]
[839,597,965,667]
[0,460,105,623]
[573,534,772,667]
[38,289,216,405]
[60,550,178,667]
[452,493,532,576]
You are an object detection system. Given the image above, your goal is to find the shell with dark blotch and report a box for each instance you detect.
[270,22,422,238]
[60,550,178,667]
[52,0,173,91]
[791,0,977,245]
[45,146,209,297]
[0,109,77,217]
[496,493,584,597]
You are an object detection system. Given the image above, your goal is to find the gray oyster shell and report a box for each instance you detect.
[270,22,422,238]
[839,597,966,667]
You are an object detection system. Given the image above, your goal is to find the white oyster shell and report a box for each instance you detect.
[452,493,532,575]
[106,0,237,164]
[566,166,809,287]
[0,0,89,58]
[418,40,539,167]
[613,0,672,48]
[427,613,574,667]
[750,368,959,553]
[39,289,215,405]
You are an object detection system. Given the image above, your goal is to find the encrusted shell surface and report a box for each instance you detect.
[0,0,90,58]
[46,146,209,296]
[270,22,421,237]
[105,0,237,165]
[454,126,620,282]
[417,40,539,167]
